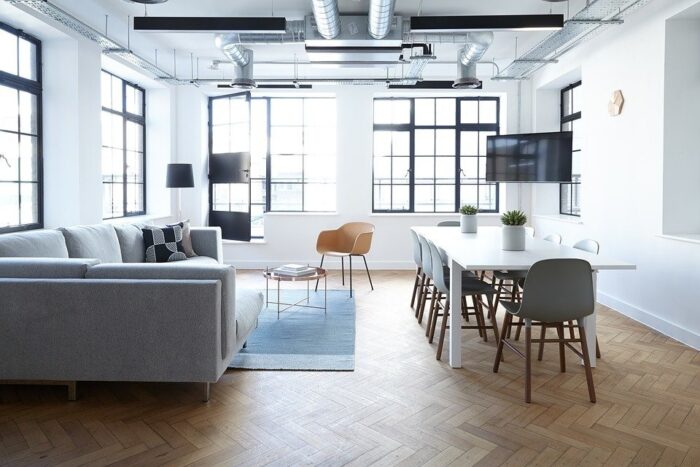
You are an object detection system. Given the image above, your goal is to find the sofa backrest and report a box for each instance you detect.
[0,229,69,258]
[113,223,149,263]
[59,224,123,263]
[0,258,100,278]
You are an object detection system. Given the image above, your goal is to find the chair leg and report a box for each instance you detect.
[419,285,435,325]
[362,255,374,291]
[410,267,421,308]
[556,323,566,373]
[349,255,353,297]
[415,274,426,318]
[341,256,345,285]
[486,295,501,344]
[419,278,430,320]
[578,321,597,403]
[315,254,325,292]
[436,301,450,360]
[428,291,441,342]
[494,313,512,372]
[596,338,602,359]
[495,279,504,316]
[525,320,532,403]
[537,325,547,361]
[475,297,488,342]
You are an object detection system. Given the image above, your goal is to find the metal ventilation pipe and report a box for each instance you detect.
[454,31,493,89]
[368,0,396,39]
[311,0,341,39]
[216,35,256,89]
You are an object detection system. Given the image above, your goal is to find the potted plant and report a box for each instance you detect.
[459,204,478,233]
[500,210,528,251]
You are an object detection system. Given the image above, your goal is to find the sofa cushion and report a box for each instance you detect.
[0,229,69,258]
[235,289,264,344]
[168,220,197,257]
[60,224,123,263]
[0,258,100,278]
[114,223,149,263]
[143,225,187,263]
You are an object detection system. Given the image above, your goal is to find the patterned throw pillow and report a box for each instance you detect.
[142,225,187,263]
[167,220,197,258]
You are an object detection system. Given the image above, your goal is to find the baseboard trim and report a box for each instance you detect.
[597,291,700,351]
[224,259,416,271]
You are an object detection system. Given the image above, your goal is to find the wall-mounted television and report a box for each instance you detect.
[485,131,573,182]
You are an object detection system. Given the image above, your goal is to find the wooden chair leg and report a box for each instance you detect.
[514,317,524,341]
[420,286,436,326]
[315,254,325,292]
[418,278,430,320]
[556,323,566,373]
[596,338,602,359]
[201,382,210,402]
[486,295,501,345]
[415,274,426,318]
[410,267,421,308]
[67,381,77,401]
[525,321,532,403]
[436,301,450,361]
[578,321,597,403]
[428,292,441,342]
[537,324,547,361]
[475,297,488,342]
[493,313,512,372]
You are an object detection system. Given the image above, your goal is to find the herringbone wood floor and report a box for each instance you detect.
[1,270,699,466]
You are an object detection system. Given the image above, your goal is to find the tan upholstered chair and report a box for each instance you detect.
[314,222,375,297]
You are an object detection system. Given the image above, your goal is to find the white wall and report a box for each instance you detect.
[530,0,700,349]
[175,80,531,269]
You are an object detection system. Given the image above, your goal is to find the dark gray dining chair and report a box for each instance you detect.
[493,258,597,403]
[437,221,460,227]
[573,239,601,359]
[426,240,500,360]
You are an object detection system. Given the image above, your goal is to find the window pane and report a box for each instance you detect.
[126,121,143,152]
[373,100,392,124]
[125,85,143,116]
[460,100,478,123]
[212,125,230,154]
[251,204,265,238]
[305,155,334,182]
[563,89,573,116]
[460,131,478,156]
[392,185,409,210]
[305,126,335,156]
[271,183,302,211]
[230,98,249,123]
[111,76,123,112]
[415,99,434,126]
[251,179,266,204]
[271,99,302,125]
[270,126,302,154]
[374,185,391,210]
[0,182,20,227]
[479,100,498,124]
[415,129,434,156]
[414,157,434,184]
[392,131,410,156]
[0,130,18,181]
[18,39,37,81]
[374,156,391,184]
[572,85,581,114]
[414,185,433,212]
[479,184,497,211]
[435,129,455,156]
[271,155,302,182]
[392,156,409,181]
[213,184,230,211]
[126,151,143,183]
[19,135,37,182]
[392,100,411,124]
[212,98,229,124]
[126,183,144,213]
[460,157,478,182]
[229,122,249,153]
[460,184,478,207]
[436,99,456,125]
[374,131,391,157]
[304,184,335,211]
[229,183,249,212]
[435,185,454,212]
[304,98,335,127]
[435,158,455,184]
[19,91,37,135]
[0,29,17,76]
[0,85,18,132]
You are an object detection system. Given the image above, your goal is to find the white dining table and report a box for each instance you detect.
[411,226,636,368]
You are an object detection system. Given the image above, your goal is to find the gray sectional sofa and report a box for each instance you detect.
[0,223,263,401]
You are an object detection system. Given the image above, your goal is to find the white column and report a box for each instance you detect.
[449,258,464,368]
[581,270,598,367]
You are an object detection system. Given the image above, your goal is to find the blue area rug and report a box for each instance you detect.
[229,290,355,371]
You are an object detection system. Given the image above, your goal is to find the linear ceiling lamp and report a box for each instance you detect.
[388,80,478,89]
[409,15,564,33]
[133,17,287,33]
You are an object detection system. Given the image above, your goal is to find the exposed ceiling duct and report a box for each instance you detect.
[495,0,653,80]
[368,0,397,39]
[453,31,493,89]
[215,35,256,88]
[310,0,341,39]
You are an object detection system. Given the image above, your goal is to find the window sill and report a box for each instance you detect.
[103,213,172,225]
[265,212,339,217]
[657,234,700,245]
[223,239,267,245]
[369,213,502,217]
[533,214,584,225]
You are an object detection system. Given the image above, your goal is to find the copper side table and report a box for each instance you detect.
[263,267,327,319]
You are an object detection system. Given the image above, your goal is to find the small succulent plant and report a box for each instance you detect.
[501,210,527,226]
[459,204,477,215]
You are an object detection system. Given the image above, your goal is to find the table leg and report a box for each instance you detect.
[449,259,464,368]
[581,270,598,368]
[277,279,280,320]
[266,275,269,307]
[324,275,327,314]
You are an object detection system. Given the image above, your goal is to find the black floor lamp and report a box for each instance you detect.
[166,163,194,221]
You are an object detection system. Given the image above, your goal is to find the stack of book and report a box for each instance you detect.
[273,264,317,277]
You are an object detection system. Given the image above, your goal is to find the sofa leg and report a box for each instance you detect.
[242,341,247,349]
[67,381,77,401]
[201,382,210,402]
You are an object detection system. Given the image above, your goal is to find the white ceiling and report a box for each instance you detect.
[44,0,591,81]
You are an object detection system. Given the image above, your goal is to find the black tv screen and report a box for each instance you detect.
[486,131,573,182]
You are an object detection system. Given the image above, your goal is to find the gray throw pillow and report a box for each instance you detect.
[59,224,123,263]
[168,219,197,257]
[113,223,148,263]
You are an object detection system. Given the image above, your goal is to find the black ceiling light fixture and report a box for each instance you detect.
[133,16,287,33]
[409,14,564,33]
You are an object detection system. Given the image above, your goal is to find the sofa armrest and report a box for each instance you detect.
[0,278,223,382]
[86,263,235,359]
[0,258,100,279]
[190,227,223,263]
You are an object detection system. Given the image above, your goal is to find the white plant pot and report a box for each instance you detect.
[502,225,526,251]
[460,214,477,233]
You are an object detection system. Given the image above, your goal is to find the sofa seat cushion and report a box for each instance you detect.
[157,256,218,267]
[0,258,100,278]
[114,223,149,263]
[0,229,69,258]
[60,224,123,263]
[235,289,264,345]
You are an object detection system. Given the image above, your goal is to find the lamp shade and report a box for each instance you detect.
[166,163,194,188]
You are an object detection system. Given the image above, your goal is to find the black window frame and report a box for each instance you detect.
[559,80,581,217]
[0,21,43,234]
[372,96,500,214]
[101,70,147,220]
